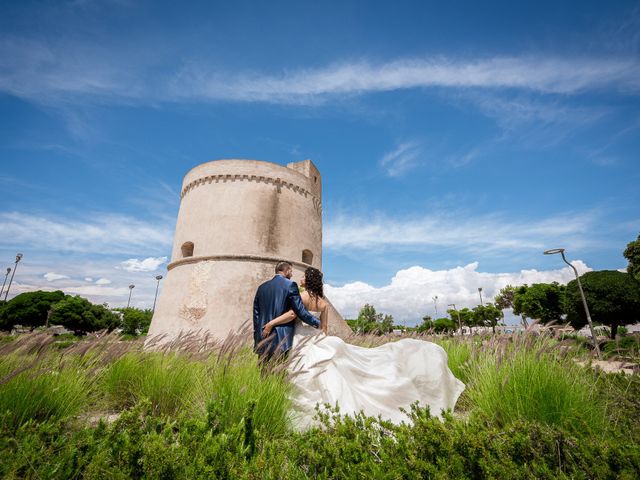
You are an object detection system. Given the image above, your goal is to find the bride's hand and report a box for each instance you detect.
[262,322,274,338]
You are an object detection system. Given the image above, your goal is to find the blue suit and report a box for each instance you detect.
[253,274,320,357]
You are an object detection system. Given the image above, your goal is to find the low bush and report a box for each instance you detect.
[463,336,608,435]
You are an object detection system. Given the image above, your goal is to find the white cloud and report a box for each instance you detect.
[1,33,639,106]
[0,211,172,255]
[84,277,93,282]
[380,142,421,177]
[43,272,69,282]
[118,256,167,272]
[95,277,111,285]
[325,210,601,254]
[174,57,640,104]
[326,261,592,325]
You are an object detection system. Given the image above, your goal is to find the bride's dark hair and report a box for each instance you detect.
[304,267,324,298]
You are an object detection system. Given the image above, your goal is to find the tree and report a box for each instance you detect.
[416,315,434,333]
[0,290,66,330]
[433,317,456,334]
[512,283,565,324]
[472,303,503,334]
[50,296,120,333]
[443,308,475,333]
[117,308,153,336]
[624,233,640,281]
[494,285,517,311]
[565,270,640,339]
[355,304,394,334]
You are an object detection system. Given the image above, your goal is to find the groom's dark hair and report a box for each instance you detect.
[275,261,292,273]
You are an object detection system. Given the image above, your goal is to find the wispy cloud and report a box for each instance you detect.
[1,32,639,107]
[0,211,172,255]
[379,142,422,177]
[325,210,605,254]
[173,57,640,104]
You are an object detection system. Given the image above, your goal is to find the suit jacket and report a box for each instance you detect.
[253,274,320,356]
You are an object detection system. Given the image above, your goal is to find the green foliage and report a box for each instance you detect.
[602,336,640,359]
[436,338,472,382]
[565,270,640,338]
[50,295,120,333]
[416,314,433,333]
[102,352,207,416]
[624,232,640,280]
[115,307,153,336]
[0,331,639,478]
[472,302,502,332]
[464,337,608,435]
[1,399,638,479]
[512,282,565,324]
[0,290,65,330]
[494,284,516,311]
[0,355,91,431]
[355,304,394,334]
[433,317,456,333]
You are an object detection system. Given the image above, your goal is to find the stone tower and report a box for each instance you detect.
[147,159,351,343]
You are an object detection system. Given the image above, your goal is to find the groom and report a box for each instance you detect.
[253,261,320,359]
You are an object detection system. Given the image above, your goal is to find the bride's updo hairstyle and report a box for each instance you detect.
[304,267,324,298]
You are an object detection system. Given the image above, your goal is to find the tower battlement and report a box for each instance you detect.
[147,158,350,344]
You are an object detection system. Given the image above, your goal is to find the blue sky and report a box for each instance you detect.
[1,0,639,324]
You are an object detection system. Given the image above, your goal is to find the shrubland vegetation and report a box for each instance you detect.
[0,327,638,478]
[0,290,152,336]
[0,234,638,477]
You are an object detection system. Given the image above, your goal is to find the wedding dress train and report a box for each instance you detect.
[288,315,466,430]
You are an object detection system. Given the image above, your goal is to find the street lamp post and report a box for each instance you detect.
[544,248,600,358]
[432,295,439,318]
[478,287,484,306]
[152,275,163,313]
[448,303,462,336]
[3,254,23,302]
[0,267,11,300]
[126,284,135,309]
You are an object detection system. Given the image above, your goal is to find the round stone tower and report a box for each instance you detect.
[148,159,351,343]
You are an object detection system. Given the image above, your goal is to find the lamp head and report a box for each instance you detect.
[129,284,135,290]
[5,268,10,274]
[544,248,565,255]
[16,253,23,262]
[155,275,163,281]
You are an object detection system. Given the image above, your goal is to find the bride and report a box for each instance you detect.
[261,267,465,430]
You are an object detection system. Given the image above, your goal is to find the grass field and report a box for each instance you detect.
[0,327,638,478]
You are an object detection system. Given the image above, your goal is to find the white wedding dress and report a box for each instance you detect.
[288,314,465,430]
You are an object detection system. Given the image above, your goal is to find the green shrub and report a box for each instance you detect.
[101,352,207,416]
[204,349,292,436]
[464,337,608,435]
[0,355,90,430]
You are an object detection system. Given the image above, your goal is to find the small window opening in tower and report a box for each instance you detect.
[314,176,318,183]
[302,249,313,264]
[181,241,194,258]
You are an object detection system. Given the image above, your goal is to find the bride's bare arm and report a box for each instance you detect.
[320,306,328,334]
[262,309,296,338]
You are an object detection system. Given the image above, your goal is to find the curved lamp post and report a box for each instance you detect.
[544,248,600,358]
[3,254,22,301]
[126,284,135,309]
[152,275,163,313]
[0,267,11,300]
[432,295,439,318]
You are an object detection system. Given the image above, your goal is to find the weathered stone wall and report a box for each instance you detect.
[147,159,351,344]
